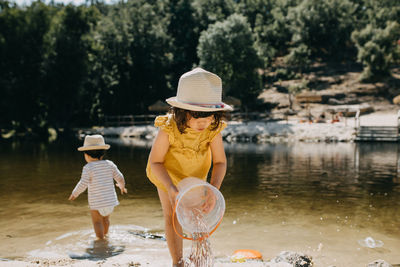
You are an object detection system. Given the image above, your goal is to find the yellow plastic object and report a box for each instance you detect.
[231,249,263,262]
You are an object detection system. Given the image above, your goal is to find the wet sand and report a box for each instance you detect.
[1,198,399,266]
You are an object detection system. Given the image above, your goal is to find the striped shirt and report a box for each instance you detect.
[72,160,125,210]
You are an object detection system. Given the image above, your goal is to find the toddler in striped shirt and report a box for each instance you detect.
[69,135,127,240]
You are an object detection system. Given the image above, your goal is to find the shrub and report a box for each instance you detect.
[351,21,400,81]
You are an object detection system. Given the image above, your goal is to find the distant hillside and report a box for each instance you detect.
[259,61,400,120]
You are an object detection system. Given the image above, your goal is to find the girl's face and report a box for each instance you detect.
[186,113,214,132]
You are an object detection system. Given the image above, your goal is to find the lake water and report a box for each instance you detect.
[0,138,399,266]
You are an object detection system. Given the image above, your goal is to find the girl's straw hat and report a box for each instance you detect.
[166,67,233,112]
[78,135,110,151]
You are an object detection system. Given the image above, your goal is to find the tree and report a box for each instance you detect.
[284,44,311,73]
[192,0,236,31]
[0,1,53,135]
[198,14,262,108]
[287,0,357,60]
[351,21,400,81]
[43,5,100,130]
[354,0,400,30]
[92,0,174,116]
[168,0,199,88]
[239,0,298,65]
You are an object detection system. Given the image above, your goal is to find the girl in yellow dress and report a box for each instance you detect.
[146,67,232,266]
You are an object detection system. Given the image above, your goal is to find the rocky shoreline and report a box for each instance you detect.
[80,111,399,144]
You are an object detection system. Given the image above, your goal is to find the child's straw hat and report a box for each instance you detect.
[166,67,233,112]
[78,135,110,151]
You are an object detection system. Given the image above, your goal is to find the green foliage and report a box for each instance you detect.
[1,0,400,135]
[354,0,400,29]
[168,0,199,85]
[287,0,357,60]
[351,21,400,81]
[92,0,173,116]
[43,5,100,129]
[288,79,308,94]
[192,0,236,31]
[0,1,53,134]
[284,44,311,71]
[250,0,298,65]
[275,69,297,81]
[198,14,262,107]
[236,0,274,28]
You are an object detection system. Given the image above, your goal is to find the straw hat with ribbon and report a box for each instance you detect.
[78,135,110,151]
[166,67,233,112]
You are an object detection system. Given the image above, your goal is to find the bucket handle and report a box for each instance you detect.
[172,200,223,242]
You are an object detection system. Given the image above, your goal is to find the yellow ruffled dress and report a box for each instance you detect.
[146,114,227,192]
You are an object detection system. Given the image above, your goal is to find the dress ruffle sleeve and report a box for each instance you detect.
[154,115,175,144]
[208,120,227,142]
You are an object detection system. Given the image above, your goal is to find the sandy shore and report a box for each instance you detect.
[0,251,299,267]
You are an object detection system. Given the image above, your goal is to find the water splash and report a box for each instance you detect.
[358,236,384,248]
[183,209,214,267]
[27,225,166,260]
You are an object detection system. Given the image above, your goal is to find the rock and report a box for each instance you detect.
[367,259,393,267]
[272,251,313,267]
[393,95,400,105]
[328,98,345,105]
[259,88,290,109]
[321,93,346,104]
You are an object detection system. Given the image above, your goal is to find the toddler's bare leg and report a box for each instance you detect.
[103,216,110,236]
[90,210,105,239]
[157,188,183,267]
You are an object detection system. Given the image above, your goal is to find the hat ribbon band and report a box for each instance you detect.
[182,101,225,108]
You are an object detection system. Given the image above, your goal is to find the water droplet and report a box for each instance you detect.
[358,237,384,248]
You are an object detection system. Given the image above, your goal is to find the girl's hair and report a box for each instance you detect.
[84,150,106,159]
[169,107,229,134]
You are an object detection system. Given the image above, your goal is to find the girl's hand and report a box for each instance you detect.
[167,185,179,207]
[201,188,217,214]
[68,194,76,201]
[116,184,128,194]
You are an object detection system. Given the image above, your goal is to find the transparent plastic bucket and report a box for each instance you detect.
[173,177,225,240]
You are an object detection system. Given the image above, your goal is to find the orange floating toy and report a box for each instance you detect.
[232,249,263,260]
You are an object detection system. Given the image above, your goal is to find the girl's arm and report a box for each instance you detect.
[209,133,227,189]
[69,166,90,200]
[112,163,127,194]
[148,129,178,204]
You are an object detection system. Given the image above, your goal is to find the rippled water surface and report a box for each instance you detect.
[0,139,399,266]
